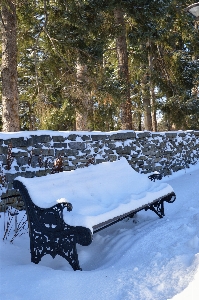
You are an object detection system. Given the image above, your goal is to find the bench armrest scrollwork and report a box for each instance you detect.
[148,173,163,182]
[63,202,73,212]
[13,179,92,271]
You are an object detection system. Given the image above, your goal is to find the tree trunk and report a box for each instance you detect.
[148,47,157,131]
[114,8,132,130]
[75,61,90,131]
[141,73,152,131]
[1,0,20,132]
[150,86,157,132]
[191,21,199,98]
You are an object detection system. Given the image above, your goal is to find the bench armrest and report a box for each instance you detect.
[148,173,162,182]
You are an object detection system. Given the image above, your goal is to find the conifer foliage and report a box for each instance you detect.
[0,0,198,131]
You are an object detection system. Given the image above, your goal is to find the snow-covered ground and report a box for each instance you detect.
[0,162,199,300]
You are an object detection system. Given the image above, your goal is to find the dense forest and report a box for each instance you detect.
[1,0,199,132]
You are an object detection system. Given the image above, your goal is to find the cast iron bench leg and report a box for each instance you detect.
[29,228,83,270]
[148,200,165,218]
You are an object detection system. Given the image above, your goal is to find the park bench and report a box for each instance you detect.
[13,158,176,271]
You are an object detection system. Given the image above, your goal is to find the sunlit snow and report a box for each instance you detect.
[0,160,199,300]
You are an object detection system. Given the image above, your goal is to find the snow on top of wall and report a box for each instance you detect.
[0,130,126,139]
[0,130,197,140]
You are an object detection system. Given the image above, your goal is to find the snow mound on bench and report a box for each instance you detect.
[15,158,174,232]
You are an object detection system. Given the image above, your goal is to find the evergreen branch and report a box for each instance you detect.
[0,11,5,29]
[75,47,97,60]
[156,45,176,95]
[42,27,73,74]
[32,0,49,95]
[42,0,73,74]
[103,47,116,53]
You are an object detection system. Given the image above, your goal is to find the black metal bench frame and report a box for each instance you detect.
[13,176,176,271]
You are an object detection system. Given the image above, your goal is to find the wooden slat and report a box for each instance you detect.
[93,192,174,233]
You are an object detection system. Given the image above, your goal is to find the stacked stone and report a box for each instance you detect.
[0,130,198,210]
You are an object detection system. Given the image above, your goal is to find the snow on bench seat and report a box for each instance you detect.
[15,158,174,233]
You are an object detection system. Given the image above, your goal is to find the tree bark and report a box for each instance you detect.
[75,60,90,131]
[141,73,152,131]
[148,47,157,132]
[150,86,157,132]
[191,21,199,98]
[114,8,132,130]
[1,0,20,132]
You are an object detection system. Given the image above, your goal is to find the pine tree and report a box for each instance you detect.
[1,0,20,132]
[154,0,199,129]
[114,7,132,130]
[3,0,197,132]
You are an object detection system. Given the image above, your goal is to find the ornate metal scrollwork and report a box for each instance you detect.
[148,173,163,182]
[146,199,165,218]
[164,192,176,203]
[145,192,176,218]
[13,180,92,271]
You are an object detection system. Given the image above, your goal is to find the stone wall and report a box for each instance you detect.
[0,130,199,209]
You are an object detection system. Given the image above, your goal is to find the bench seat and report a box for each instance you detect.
[13,158,176,270]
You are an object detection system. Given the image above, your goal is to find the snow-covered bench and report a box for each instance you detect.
[13,158,176,271]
